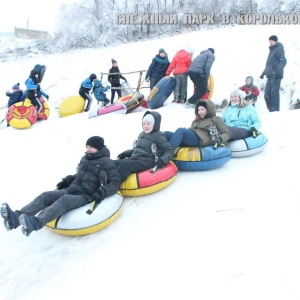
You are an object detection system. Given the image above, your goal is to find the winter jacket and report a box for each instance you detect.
[222,103,261,131]
[146,55,170,80]
[92,79,110,101]
[79,77,94,95]
[239,84,260,98]
[25,69,48,99]
[108,66,126,87]
[66,146,121,200]
[7,90,23,107]
[261,42,287,79]
[189,100,229,146]
[125,111,174,165]
[166,50,191,76]
[188,50,215,81]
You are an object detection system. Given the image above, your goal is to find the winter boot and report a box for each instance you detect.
[180,95,186,104]
[19,213,39,237]
[0,203,20,231]
[172,94,180,103]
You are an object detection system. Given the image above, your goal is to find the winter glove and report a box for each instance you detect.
[117,150,133,159]
[145,77,150,82]
[106,85,110,89]
[259,73,265,79]
[45,95,49,100]
[91,189,104,203]
[213,137,225,150]
[251,127,259,138]
[123,78,127,82]
[56,179,67,190]
[151,159,165,173]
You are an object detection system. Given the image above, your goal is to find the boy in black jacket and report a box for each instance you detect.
[1,136,121,237]
[114,111,174,182]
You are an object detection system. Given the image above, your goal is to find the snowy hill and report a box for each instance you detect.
[1,25,300,300]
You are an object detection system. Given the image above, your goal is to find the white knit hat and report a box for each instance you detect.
[230,89,246,100]
[142,114,155,124]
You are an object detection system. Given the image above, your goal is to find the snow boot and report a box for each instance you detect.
[19,213,39,237]
[0,203,20,231]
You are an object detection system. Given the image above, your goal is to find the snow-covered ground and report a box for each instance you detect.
[1,25,300,300]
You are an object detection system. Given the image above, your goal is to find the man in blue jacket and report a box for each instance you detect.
[260,35,287,112]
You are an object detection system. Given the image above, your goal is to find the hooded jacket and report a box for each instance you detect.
[222,102,261,131]
[92,79,110,101]
[188,50,215,81]
[128,111,174,165]
[66,146,121,200]
[239,76,260,98]
[108,66,126,87]
[25,69,48,99]
[166,50,191,75]
[146,54,170,80]
[262,42,287,79]
[189,100,229,146]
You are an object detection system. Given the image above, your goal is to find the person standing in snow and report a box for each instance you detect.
[145,48,170,90]
[185,48,215,108]
[239,76,260,104]
[222,89,261,141]
[0,136,121,237]
[79,73,97,112]
[92,78,110,107]
[166,47,192,103]
[260,35,287,112]
[114,111,174,182]
[108,59,127,104]
[25,69,49,114]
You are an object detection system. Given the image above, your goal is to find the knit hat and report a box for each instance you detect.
[12,83,20,90]
[142,113,155,125]
[86,136,104,151]
[89,74,97,81]
[197,101,207,108]
[269,35,278,42]
[111,59,117,64]
[208,48,215,54]
[245,76,253,84]
[231,89,246,100]
[159,48,166,54]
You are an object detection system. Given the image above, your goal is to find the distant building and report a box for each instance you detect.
[14,27,51,39]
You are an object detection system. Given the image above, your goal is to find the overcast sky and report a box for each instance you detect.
[0,0,76,34]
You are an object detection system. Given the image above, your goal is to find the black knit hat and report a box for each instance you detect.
[111,59,117,64]
[89,73,97,81]
[86,136,104,151]
[208,48,215,54]
[269,35,278,42]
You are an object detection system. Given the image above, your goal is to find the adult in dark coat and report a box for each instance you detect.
[145,48,170,90]
[260,35,287,112]
[0,136,121,237]
[185,48,215,107]
[108,59,127,104]
[114,111,174,182]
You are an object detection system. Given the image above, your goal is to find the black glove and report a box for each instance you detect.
[56,179,67,190]
[251,127,259,138]
[45,95,49,100]
[259,73,265,79]
[151,159,165,173]
[213,137,225,150]
[123,77,127,82]
[91,189,104,203]
[117,150,133,159]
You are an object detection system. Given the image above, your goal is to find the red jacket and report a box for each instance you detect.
[166,50,191,76]
[239,84,260,97]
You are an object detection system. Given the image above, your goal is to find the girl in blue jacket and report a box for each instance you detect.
[222,89,261,141]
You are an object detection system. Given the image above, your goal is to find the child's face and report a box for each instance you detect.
[246,80,252,85]
[142,122,154,134]
[230,94,240,104]
[197,106,207,119]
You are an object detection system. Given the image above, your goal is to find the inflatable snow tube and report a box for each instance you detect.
[146,76,176,109]
[58,95,85,118]
[6,99,38,129]
[89,103,127,118]
[194,74,214,100]
[227,133,268,158]
[120,162,178,197]
[37,98,50,120]
[172,146,232,171]
[46,193,123,236]
[118,92,144,113]
[120,82,134,96]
